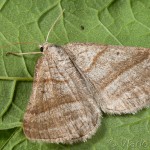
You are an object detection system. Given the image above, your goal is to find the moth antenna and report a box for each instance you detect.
[45,9,65,42]
[5,9,65,56]
[3,42,42,56]
[6,51,43,56]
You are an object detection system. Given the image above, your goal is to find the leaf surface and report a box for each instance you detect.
[0,0,150,149]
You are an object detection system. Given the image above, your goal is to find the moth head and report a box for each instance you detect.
[39,42,62,55]
[39,42,47,52]
[39,42,53,53]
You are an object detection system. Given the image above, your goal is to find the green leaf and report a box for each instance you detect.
[0,0,150,149]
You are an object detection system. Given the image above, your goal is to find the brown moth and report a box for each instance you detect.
[7,11,150,144]
[22,42,150,144]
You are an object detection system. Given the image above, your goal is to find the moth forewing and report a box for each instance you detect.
[23,44,101,144]
[64,43,150,114]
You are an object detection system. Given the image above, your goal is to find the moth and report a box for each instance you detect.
[21,42,149,144]
[7,11,150,144]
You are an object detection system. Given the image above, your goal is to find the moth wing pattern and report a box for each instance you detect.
[23,46,101,144]
[64,43,150,114]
